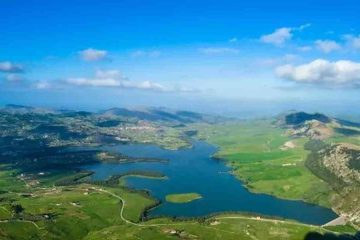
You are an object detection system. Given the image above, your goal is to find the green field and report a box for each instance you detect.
[165,193,202,203]
[0,166,26,192]
[192,120,334,207]
[85,215,326,240]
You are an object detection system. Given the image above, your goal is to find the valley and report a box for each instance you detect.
[0,106,359,239]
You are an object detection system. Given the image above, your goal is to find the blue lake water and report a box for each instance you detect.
[81,140,337,225]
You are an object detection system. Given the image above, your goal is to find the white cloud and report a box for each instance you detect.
[255,54,299,67]
[0,61,24,73]
[66,77,123,87]
[28,68,196,93]
[297,46,312,52]
[315,40,341,53]
[296,23,311,31]
[198,47,239,55]
[350,36,360,49]
[131,80,165,91]
[95,69,122,79]
[66,77,167,91]
[260,24,311,46]
[260,27,292,46]
[63,69,199,93]
[276,59,360,87]
[79,48,108,61]
[148,51,161,57]
[34,81,52,89]
[344,34,360,50]
[130,50,161,58]
[173,86,198,93]
[229,38,238,43]
[66,69,125,87]
[5,74,23,82]
[130,51,145,58]
[64,69,168,91]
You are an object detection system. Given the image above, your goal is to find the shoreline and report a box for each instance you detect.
[58,139,339,226]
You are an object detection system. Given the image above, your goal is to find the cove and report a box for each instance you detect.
[81,140,338,225]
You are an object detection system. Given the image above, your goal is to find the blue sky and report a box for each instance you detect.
[1,0,360,115]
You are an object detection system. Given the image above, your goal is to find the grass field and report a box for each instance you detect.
[0,183,154,239]
[165,193,202,203]
[85,215,325,240]
[0,166,26,192]
[192,120,334,207]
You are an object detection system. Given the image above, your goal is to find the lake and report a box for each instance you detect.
[81,140,337,225]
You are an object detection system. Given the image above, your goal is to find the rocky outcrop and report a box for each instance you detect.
[287,120,334,140]
[323,143,360,185]
[306,142,360,227]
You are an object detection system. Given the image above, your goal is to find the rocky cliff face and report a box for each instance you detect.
[323,144,360,185]
[332,185,360,226]
[306,142,360,227]
[323,144,360,226]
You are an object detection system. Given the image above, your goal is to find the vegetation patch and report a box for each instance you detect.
[335,127,360,136]
[121,171,167,180]
[165,193,202,203]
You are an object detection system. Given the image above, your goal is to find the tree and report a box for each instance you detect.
[11,204,24,215]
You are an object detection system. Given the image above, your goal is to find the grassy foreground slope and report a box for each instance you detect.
[0,176,331,240]
[85,215,322,240]
[193,120,334,207]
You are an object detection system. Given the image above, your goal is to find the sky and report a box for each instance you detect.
[1,0,360,116]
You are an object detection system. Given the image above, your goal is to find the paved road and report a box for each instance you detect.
[0,219,41,229]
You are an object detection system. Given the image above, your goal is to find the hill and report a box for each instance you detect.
[283,112,331,126]
[100,107,224,123]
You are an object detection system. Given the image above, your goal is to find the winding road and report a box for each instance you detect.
[95,188,196,227]
[94,187,333,233]
[0,219,42,229]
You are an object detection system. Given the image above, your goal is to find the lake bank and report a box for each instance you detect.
[81,140,338,225]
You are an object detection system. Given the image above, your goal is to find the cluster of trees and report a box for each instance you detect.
[54,171,94,186]
[347,149,360,172]
[10,204,24,216]
[120,170,165,178]
[9,203,56,222]
[304,141,346,189]
[144,211,285,223]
